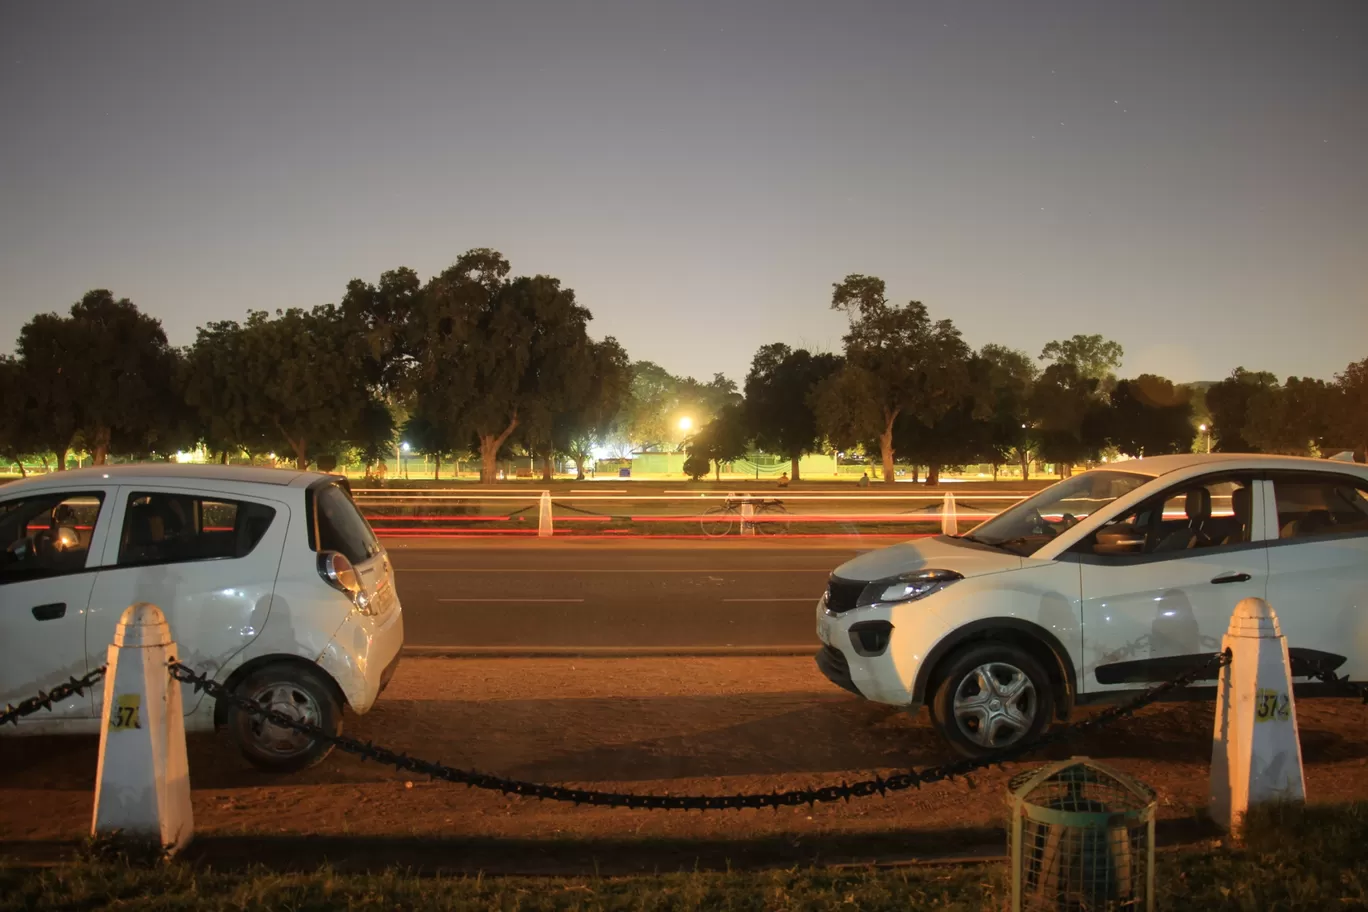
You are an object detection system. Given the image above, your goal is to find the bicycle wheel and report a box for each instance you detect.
[755,502,790,535]
[700,506,736,537]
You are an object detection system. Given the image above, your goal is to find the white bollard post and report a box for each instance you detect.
[740,501,756,536]
[538,490,553,538]
[941,492,958,536]
[92,603,193,854]
[1209,597,1306,834]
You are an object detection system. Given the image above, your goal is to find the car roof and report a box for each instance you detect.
[0,463,329,493]
[1103,452,1368,480]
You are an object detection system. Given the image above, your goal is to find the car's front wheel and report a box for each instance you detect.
[929,642,1054,759]
[225,664,343,773]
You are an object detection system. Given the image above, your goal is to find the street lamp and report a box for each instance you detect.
[678,416,693,432]
[400,441,411,479]
[1199,424,1211,454]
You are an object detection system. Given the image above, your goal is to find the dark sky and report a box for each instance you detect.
[3,1,1365,384]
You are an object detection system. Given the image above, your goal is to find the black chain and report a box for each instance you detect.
[0,666,107,728]
[167,650,1231,811]
[1306,662,1368,704]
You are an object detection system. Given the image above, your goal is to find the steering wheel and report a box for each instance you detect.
[1025,508,1058,538]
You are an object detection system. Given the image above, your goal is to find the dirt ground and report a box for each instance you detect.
[3,657,1367,873]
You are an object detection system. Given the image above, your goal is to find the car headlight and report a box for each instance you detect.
[858,569,962,607]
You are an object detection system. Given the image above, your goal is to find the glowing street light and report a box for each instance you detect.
[1199,423,1211,454]
[401,441,411,453]
[678,416,693,432]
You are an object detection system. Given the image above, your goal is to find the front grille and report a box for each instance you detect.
[825,575,865,615]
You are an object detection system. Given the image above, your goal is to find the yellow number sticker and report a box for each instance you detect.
[110,694,141,731]
[1254,688,1290,723]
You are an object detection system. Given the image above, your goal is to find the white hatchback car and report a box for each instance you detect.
[816,453,1368,757]
[0,465,404,771]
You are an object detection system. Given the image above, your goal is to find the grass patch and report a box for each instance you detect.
[4,803,1367,910]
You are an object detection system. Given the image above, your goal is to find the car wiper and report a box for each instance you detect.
[961,534,1031,552]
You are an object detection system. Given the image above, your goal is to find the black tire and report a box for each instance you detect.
[700,506,735,538]
[225,663,343,773]
[755,503,790,535]
[928,642,1054,759]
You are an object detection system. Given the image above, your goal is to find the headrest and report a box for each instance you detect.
[1185,488,1212,523]
[1230,487,1252,519]
[126,501,172,547]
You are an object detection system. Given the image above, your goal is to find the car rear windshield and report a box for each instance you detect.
[309,482,380,564]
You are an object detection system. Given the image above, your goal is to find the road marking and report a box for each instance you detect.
[438,597,586,603]
[722,598,818,603]
[396,568,835,574]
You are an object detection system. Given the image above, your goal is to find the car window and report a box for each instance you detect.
[310,482,379,564]
[1272,474,1368,541]
[965,470,1151,556]
[0,492,106,583]
[1077,476,1256,558]
[117,492,276,567]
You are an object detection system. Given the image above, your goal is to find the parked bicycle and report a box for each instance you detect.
[699,497,789,537]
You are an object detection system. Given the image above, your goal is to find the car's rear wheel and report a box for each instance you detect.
[225,664,343,773]
[929,642,1054,759]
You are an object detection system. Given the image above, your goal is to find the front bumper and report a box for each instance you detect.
[815,645,862,697]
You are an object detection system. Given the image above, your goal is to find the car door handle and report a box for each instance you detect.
[32,602,67,621]
[1211,573,1251,585]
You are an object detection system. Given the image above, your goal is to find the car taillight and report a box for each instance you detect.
[318,551,359,593]
[317,551,377,615]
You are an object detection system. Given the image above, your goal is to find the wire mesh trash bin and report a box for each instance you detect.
[1008,757,1156,912]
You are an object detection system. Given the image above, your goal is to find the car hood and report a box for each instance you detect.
[832,535,1024,582]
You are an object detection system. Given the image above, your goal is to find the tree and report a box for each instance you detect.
[1106,375,1196,458]
[685,402,751,481]
[1029,363,1108,475]
[400,410,451,480]
[0,356,43,474]
[560,338,633,480]
[1242,377,1333,456]
[817,275,970,483]
[1039,334,1124,383]
[338,267,422,392]
[1335,358,1368,460]
[743,344,843,481]
[978,344,1038,479]
[14,292,180,466]
[406,249,601,484]
[682,451,711,481]
[1205,367,1279,452]
[185,307,376,469]
[183,320,271,462]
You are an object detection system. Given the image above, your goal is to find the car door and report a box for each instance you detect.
[1070,472,1269,694]
[1264,470,1368,681]
[87,485,288,715]
[0,488,114,720]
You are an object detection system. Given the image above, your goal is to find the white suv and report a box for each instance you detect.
[816,453,1368,757]
[0,465,404,772]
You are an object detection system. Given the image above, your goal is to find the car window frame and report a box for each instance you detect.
[1265,470,1368,548]
[0,488,113,586]
[110,487,280,570]
[1066,471,1267,566]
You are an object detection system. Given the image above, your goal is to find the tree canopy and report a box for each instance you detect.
[817,274,971,483]
[743,343,842,481]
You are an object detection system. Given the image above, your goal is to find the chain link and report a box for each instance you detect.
[0,666,107,728]
[167,650,1231,811]
[1305,661,1368,704]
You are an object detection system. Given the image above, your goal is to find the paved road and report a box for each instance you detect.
[389,541,871,651]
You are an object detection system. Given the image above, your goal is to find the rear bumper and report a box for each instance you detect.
[378,648,401,696]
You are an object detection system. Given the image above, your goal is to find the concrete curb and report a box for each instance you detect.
[401,645,817,659]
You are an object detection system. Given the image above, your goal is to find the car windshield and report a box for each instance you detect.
[963,470,1152,556]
